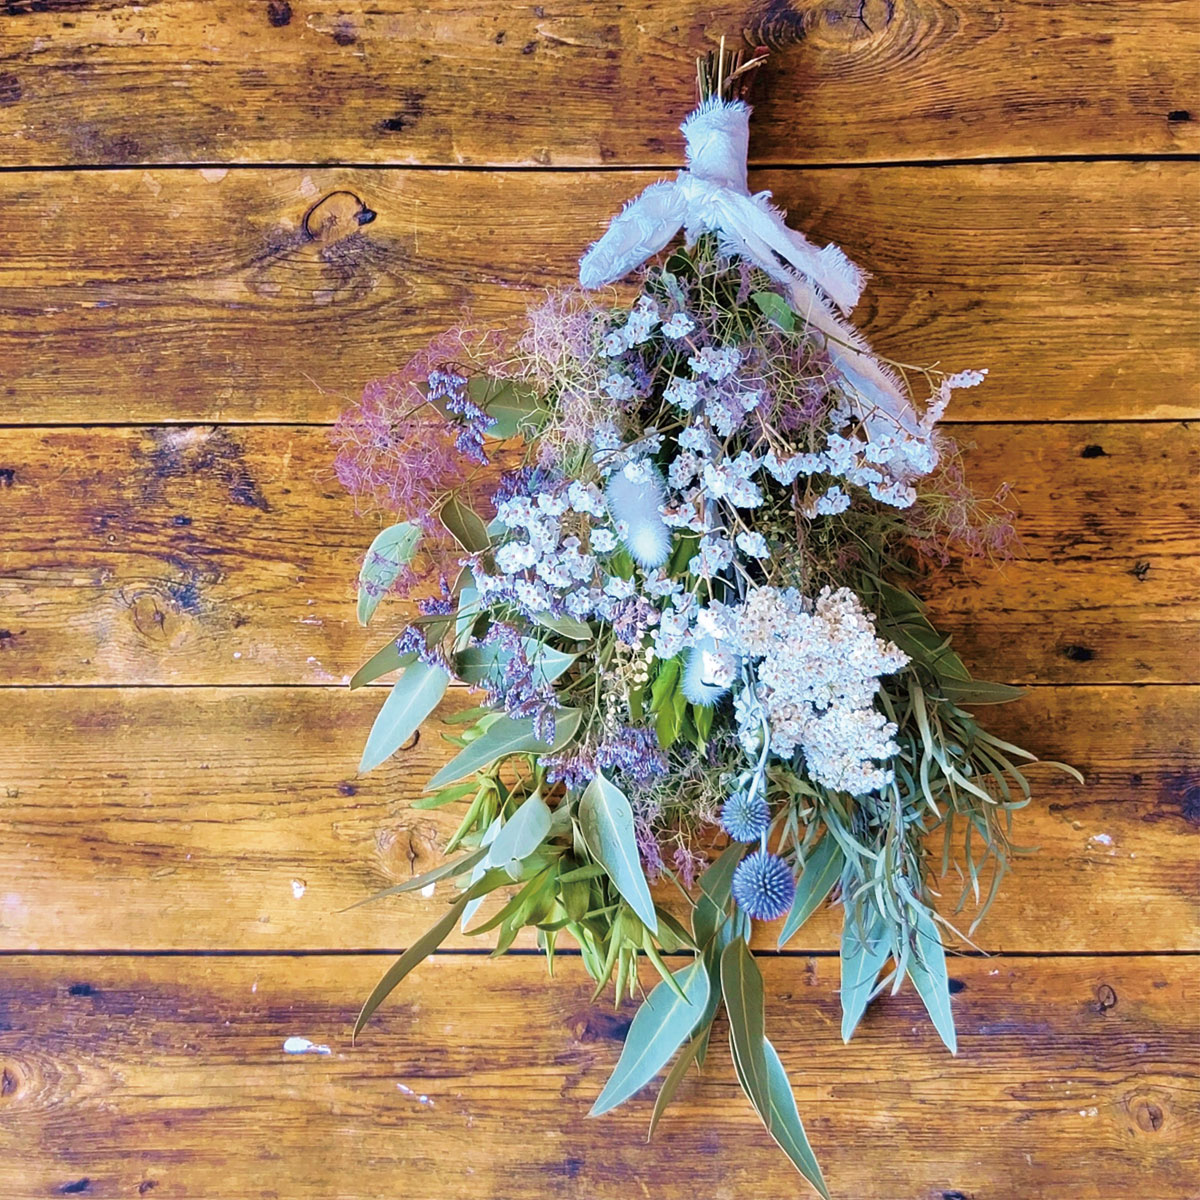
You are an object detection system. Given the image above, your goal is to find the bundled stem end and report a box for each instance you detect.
[696,35,770,105]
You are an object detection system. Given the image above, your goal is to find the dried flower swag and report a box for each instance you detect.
[331,44,1077,1194]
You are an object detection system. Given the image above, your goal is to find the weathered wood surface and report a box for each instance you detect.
[0,954,1194,1200]
[2,421,1194,686]
[1,162,1196,425]
[1,684,1196,953]
[1,1,1197,167]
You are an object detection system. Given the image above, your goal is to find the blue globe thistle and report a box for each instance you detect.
[731,850,796,922]
[720,790,770,843]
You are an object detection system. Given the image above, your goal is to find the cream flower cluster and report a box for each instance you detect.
[723,586,910,796]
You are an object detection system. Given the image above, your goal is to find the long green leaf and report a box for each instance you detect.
[534,611,592,640]
[751,290,796,332]
[589,960,710,1117]
[359,661,449,773]
[424,708,581,791]
[349,638,416,690]
[579,772,658,934]
[778,836,845,949]
[357,522,421,626]
[721,937,770,1112]
[353,883,478,1038]
[454,639,577,686]
[693,842,745,949]
[731,1037,830,1199]
[840,910,892,1042]
[906,904,958,1054]
[339,847,488,911]
[485,791,552,873]
[646,1026,708,1140]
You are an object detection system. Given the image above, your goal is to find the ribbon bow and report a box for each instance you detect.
[579,98,931,466]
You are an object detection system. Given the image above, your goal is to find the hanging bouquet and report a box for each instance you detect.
[331,43,1076,1194]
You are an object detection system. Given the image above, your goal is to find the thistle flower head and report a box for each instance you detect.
[720,789,770,843]
[731,850,795,922]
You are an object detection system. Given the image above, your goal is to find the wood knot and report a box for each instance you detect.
[0,1064,21,1102]
[376,823,440,879]
[1133,1098,1165,1133]
[796,0,897,50]
[1092,983,1118,1013]
[303,191,377,245]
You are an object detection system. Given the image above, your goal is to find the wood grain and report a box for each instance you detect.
[1,684,1196,954]
[1,421,1194,687]
[1,162,1196,424]
[1,1,1196,167]
[0,953,1194,1200]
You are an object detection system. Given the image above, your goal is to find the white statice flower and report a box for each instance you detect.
[664,376,702,410]
[688,535,734,576]
[623,296,660,345]
[727,587,908,796]
[688,345,741,382]
[735,530,770,558]
[678,425,718,457]
[763,450,826,484]
[602,372,637,402]
[661,311,695,339]
[667,450,700,489]
[805,484,850,517]
[600,329,627,357]
[537,490,570,517]
[494,540,538,574]
[590,527,617,553]
[567,480,606,517]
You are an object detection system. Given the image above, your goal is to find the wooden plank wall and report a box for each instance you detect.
[0,4,1197,1198]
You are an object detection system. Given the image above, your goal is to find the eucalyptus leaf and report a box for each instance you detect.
[589,960,710,1117]
[778,836,845,949]
[352,874,506,1038]
[646,1026,708,1140]
[534,611,593,641]
[357,522,421,626]
[940,678,1026,705]
[731,1037,830,1200]
[425,708,582,791]
[339,846,488,911]
[485,791,552,873]
[469,376,547,439]
[455,639,577,687]
[579,773,658,934]
[840,909,892,1042]
[721,937,770,1114]
[350,639,416,690]
[906,904,958,1054]
[693,842,745,950]
[359,661,449,773]
[439,495,491,554]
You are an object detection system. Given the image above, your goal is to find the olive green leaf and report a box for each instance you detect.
[455,639,577,687]
[579,772,658,935]
[359,661,449,773]
[425,708,582,791]
[589,959,710,1117]
[646,1025,708,1140]
[439,495,491,554]
[468,376,548,439]
[485,791,553,875]
[357,522,421,626]
[349,638,416,690]
[534,611,593,641]
[778,835,845,949]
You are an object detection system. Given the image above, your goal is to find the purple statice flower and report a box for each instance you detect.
[395,624,450,674]
[428,367,496,466]
[671,843,706,890]
[492,464,564,508]
[472,623,558,740]
[595,725,667,787]
[605,595,661,646]
[542,750,596,793]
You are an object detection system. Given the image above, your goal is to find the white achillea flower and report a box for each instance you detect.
[727,587,908,796]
